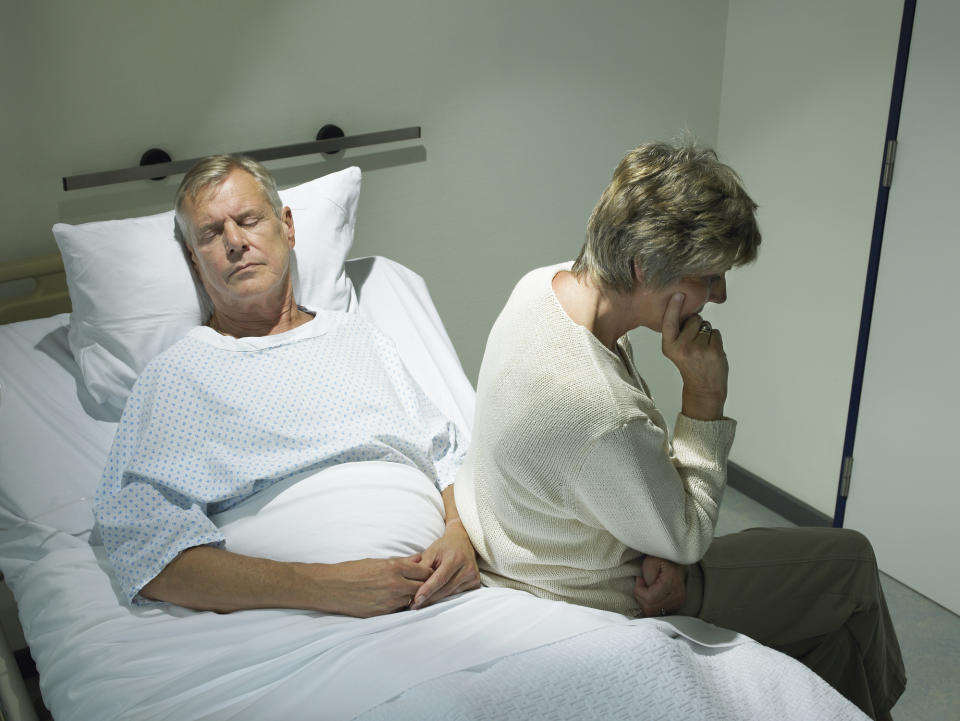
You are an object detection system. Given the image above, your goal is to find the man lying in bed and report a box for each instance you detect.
[94,155,479,617]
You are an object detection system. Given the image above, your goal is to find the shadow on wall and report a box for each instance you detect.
[272,145,426,189]
[55,146,427,224]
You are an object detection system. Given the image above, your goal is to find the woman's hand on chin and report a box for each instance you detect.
[660,293,728,421]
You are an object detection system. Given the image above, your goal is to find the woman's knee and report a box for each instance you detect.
[827,529,888,611]
[832,528,877,563]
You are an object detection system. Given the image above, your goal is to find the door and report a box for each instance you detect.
[843,0,960,613]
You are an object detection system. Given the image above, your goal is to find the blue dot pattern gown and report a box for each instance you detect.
[94,310,465,604]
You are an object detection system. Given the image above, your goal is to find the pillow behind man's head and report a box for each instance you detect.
[54,166,361,414]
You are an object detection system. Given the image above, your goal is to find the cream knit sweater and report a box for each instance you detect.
[455,263,737,617]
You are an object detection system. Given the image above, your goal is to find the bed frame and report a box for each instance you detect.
[0,254,71,325]
[0,618,39,721]
[1,254,58,721]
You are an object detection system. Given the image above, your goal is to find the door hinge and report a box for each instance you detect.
[881,139,897,188]
[839,455,854,497]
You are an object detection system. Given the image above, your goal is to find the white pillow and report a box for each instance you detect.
[53,166,361,413]
[212,461,445,564]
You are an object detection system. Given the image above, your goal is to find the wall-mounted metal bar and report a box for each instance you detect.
[62,126,422,191]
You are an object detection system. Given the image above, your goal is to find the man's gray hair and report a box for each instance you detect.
[573,141,761,291]
[174,155,283,247]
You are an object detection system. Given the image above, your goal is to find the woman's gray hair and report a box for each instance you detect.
[174,154,283,246]
[573,141,761,291]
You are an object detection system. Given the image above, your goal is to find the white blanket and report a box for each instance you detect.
[358,622,866,721]
[9,543,868,721]
[1,462,868,721]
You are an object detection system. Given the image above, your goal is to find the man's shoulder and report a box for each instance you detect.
[131,331,211,390]
[323,309,401,354]
[148,329,206,363]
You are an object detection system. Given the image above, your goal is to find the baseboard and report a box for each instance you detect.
[727,462,833,527]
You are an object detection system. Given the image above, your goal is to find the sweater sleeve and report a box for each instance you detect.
[567,412,735,564]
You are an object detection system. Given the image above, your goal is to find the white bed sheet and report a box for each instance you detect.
[10,536,867,721]
[0,256,869,721]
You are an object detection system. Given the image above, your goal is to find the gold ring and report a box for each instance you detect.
[698,321,712,334]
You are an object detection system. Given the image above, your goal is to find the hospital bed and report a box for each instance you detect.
[0,167,871,721]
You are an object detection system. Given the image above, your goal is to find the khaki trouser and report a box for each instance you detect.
[677,527,906,721]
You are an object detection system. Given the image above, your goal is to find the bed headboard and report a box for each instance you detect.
[0,254,71,324]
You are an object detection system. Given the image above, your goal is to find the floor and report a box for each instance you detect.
[715,486,960,721]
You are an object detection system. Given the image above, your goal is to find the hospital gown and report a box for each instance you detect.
[94,310,465,604]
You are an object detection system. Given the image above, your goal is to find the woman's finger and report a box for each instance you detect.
[413,565,479,609]
[397,557,434,582]
[709,328,724,351]
[680,314,706,342]
[661,293,686,344]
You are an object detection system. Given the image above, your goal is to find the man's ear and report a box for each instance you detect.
[186,243,199,271]
[632,258,645,286]
[282,206,295,249]
[175,222,201,272]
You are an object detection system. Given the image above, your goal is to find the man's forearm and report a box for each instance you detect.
[140,545,432,617]
[139,546,321,612]
[140,486,469,614]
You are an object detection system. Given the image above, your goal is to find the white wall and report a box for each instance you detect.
[0,0,729,382]
[696,0,902,514]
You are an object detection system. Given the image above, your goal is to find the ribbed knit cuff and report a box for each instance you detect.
[673,414,736,461]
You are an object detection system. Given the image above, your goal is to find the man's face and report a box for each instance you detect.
[182,169,295,312]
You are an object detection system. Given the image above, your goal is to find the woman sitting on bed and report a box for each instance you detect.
[453,141,905,721]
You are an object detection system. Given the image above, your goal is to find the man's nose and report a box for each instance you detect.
[709,276,727,304]
[223,220,247,253]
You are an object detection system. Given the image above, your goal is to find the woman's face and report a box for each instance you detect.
[637,270,728,333]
